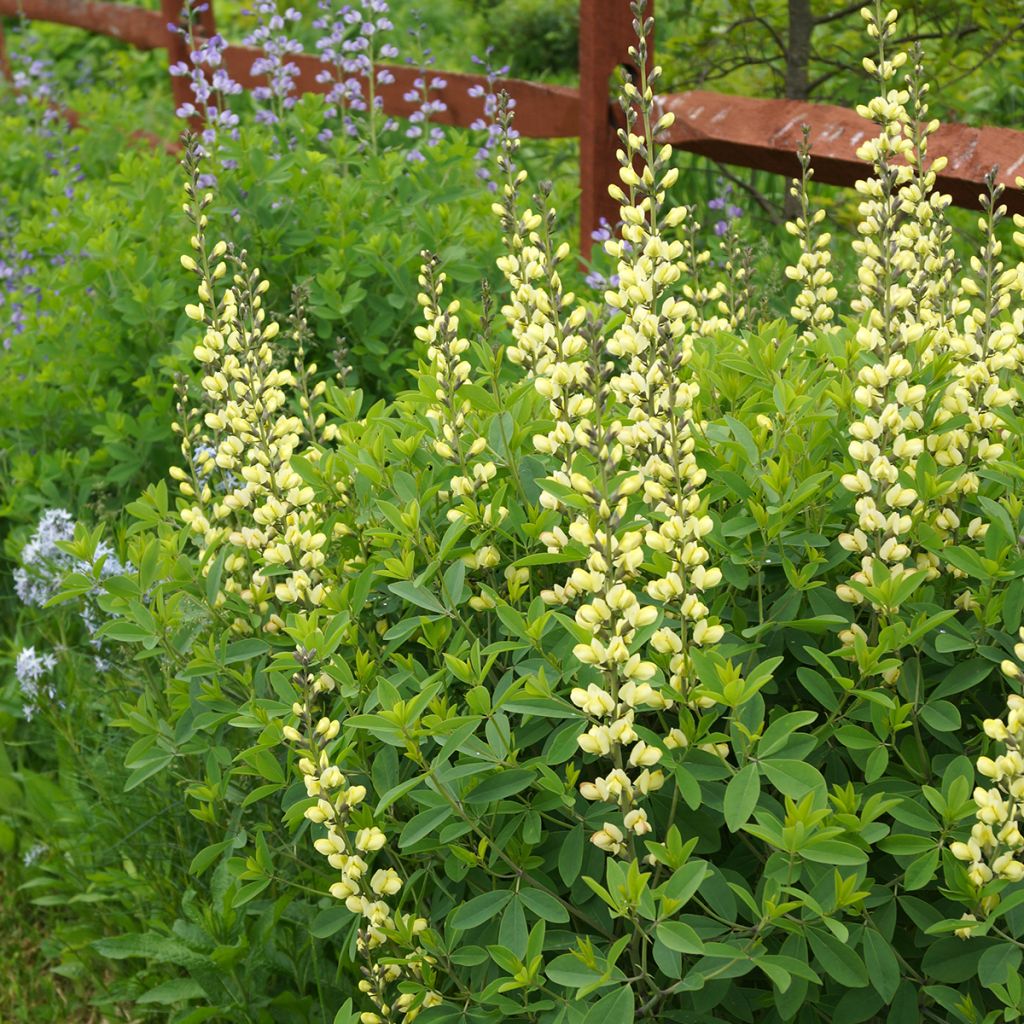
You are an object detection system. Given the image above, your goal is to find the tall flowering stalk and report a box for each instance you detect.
[171,142,337,634]
[168,1,242,179]
[282,649,440,1024]
[836,3,934,625]
[785,129,839,340]
[313,0,399,147]
[243,0,303,126]
[402,21,448,163]
[468,48,511,191]
[0,221,37,353]
[479,1,727,858]
[952,689,1024,889]
[171,141,436,1021]
[4,26,60,128]
[926,173,1023,570]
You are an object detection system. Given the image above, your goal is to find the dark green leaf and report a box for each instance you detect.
[656,921,705,955]
[449,890,514,931]
[724,764,760,832]
[863,929,900,1003]
[807,929,868,987]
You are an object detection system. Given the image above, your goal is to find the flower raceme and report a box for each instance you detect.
[172,144,436,1023]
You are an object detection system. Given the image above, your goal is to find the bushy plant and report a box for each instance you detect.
[10,1,1024,1022]
[465,0,580,78]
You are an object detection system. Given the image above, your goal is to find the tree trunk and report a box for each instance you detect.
[783,0,813,215]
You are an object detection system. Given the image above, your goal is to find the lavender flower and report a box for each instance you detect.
[168,2,242,177]
[0,224,39,353]
[467,48,512,190]
[4,30,60,129]
[313,0,398,147]
[15,646,58,720]
[243,0,304,125]
[402,21,448,161]
[584,218,623,291]
[708,180,743,236]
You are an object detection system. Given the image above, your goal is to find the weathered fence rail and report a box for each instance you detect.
[2,0,1024,255]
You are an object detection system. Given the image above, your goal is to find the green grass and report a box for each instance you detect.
[0,861,131,1024]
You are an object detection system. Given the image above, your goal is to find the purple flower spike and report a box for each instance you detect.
[465,47,511,190]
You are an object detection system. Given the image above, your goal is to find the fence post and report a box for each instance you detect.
[578,0,652,260]
[161,0,217,128]
[0,22,9,84]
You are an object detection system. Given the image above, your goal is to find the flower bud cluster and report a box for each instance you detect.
[951,694,1024,888]
[171,148,337,633]
[838,8,951,609]
[484,19,727,856]
[493,97,585,384]
[785,133,839,338]
[415,254,492,505]
[283,649,440,1022]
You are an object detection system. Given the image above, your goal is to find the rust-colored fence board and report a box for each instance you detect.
[579,0,648,244]
[663,90,1024,217]
[0,0,167,50]
[218,45,580,139]
[3,0,1024,253]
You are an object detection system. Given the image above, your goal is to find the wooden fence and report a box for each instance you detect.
[1,0,1024,256]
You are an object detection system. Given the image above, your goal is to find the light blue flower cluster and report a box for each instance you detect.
[6,29,59,128]
[14,646,57,721]
[14,508,135,683]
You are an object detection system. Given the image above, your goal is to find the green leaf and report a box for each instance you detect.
[756,957,791,993]
[761,758,824,798]
[663,860,707,906]
[724,764,760,831]
[223,638,269,664]
[582,984,634,1024]
[332,999,358,1024]
[463,768,535,804]
[919,700,961,732]
[903,848,940,891]
[932,658,992,701]
[136,978,206,1005]
[449,890,514,931]
[123,754,174,792]
[92,933,209,971]
[558,824,584,886]
[399,805,452,848]
[311,907,352,939]
[189,838,232,876]
[518,887,569,923]
[800,840,868,866]
[498,897,528,958]
[388,580,446,614]
[656,921,705,955]
[759,711,818,756]
[978,942,1022,987]
[862,929,900,1003]
[232,877,271,907]
[807,929,868,987]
